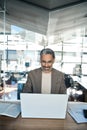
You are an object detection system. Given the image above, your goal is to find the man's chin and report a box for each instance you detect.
[42,69,51,73]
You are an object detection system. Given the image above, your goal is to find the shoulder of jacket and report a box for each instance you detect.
[29,67,41,74]
[52,68,64,75]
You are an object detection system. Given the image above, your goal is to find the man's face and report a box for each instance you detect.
[40,54,55,73]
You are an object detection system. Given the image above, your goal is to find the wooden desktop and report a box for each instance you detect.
[0,113,87,130]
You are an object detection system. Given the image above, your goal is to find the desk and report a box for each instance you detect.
[0,113,87,130]
[71,76,87,90]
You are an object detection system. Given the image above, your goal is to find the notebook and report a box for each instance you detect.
[20,93,68,119]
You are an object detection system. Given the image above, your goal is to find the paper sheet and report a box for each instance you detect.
[68,102,87,123]
[0,100,21,118]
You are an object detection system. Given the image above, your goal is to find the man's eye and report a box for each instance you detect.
[42,61,45,63]
[42,61,52,64]
[48,61,52,63]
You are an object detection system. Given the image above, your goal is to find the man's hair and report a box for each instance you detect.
[40,48,55,58]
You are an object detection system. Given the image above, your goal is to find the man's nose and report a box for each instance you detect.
[44,62,49,66]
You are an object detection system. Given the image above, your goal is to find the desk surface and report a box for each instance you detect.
[0,113,87,130]
[71,76,87,89]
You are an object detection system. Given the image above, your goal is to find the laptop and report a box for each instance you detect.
[20,93,68,119]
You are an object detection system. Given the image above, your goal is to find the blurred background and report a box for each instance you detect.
[0,0,87,101]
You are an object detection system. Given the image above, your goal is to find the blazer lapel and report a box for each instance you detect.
[51,69,57,93]
[36,68,42,93]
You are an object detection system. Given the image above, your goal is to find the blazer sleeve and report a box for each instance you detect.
[22,73,33,93]
[59,73,67,94]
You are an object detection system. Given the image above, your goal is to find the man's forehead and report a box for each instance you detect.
[41,55,54,62]
[41,54,53,58]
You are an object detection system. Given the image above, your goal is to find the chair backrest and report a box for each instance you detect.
[64,74,74,88]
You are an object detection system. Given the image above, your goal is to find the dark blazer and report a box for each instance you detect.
[22,67,66,94]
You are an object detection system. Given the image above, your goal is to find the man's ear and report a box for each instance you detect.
[40,58,41,63]
[53,58,55,63]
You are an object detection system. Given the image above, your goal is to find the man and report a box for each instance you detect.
[6,73,17,85]
[22,48,66,94]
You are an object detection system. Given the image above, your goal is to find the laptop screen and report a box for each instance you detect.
[20,93,68,119]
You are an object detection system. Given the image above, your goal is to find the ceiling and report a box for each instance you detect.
[0,0,87,43]
[19,0,87,10]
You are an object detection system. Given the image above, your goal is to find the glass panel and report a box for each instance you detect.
[82,64,87,75]
[0,10,5,99]
[0,1,87,101]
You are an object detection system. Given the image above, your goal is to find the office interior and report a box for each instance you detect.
[0,0,87,101]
